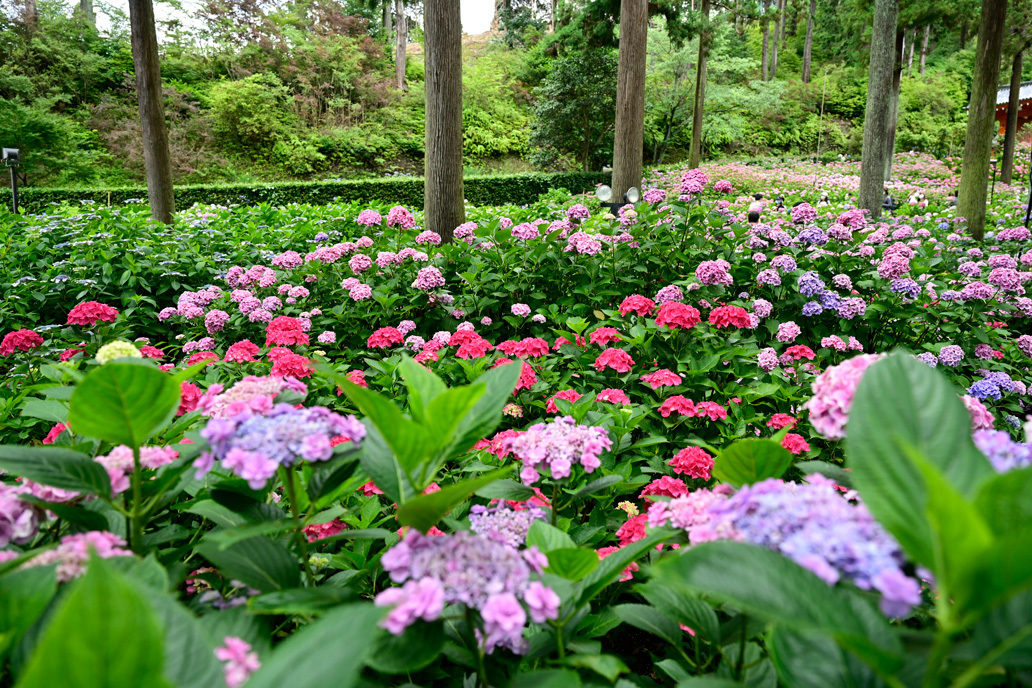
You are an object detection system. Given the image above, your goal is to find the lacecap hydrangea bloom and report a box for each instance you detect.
[197,403,365,488]
[374,530,559,654]
[470,504,547,548]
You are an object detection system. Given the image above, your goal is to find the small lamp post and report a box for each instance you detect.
[990,158,997,203]
[3,148,20,214]
[596,184,640,215]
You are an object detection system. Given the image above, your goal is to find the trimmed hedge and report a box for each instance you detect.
[12,172,608,213]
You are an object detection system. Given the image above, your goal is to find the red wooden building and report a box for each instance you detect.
[997,80,1032,142]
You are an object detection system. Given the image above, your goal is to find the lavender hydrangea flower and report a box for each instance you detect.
[503,416,612,485]
[973,430,1032,472]
[198,404,365,488]
[916,353,938,367]
[802,301,824,316]
[374,531,559,653]
[797,271,826,297]
[890,278,921,300]
[967,379,1002,402]
[938,345,964,367]
[650,476,921,617]
[771,255,797,273]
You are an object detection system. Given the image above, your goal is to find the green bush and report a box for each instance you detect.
[13,171,608,213]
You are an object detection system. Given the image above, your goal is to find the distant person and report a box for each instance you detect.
[816,192,830,208]
[748,211,761,223]
[882,190,896,213]
[747,193,764,215]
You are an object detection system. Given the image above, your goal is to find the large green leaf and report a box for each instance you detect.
[613,604,683,646]
[953,591,1032,670]
[68,362,180,447]
[0,445,111,496]
[844,353,993,568]
[637,580,721,643]
[768,627,886,688]
[652,542,902,673]
[395,467,512,533]
[713,439,794,486]
[195,536,300,592]
[138,587,224,688]
[475,478,536,501]
[245,603,384,688]
[16,556,169,688]
[398,355,447,424]
[527,520,576,552]
[974,466,1032,537]
[571,530,675,612]
[898,442,994,617]
[446,361,522,456]
[545,548,600,581]
[0,566,56,661]
[248,588,356,615]
[364,622,446,674]
[510,670,583,688]
[20,399,68,423]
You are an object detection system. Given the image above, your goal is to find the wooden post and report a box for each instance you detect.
[611,0,648,202]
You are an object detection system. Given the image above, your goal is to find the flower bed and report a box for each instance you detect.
[1,159,1031,687]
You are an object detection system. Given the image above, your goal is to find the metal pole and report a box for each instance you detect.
[8,167,17,214]
[1025,143,1032,229]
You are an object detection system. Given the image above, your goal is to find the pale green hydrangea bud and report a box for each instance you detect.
[95,340,142,364]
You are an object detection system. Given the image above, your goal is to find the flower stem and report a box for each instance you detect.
[282,467,315,587]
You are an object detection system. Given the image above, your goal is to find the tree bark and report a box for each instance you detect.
[771,0,782,80]
[1000,47,1023,184]
[884,29,904,181]
[779,0,787,51]
[858,0,898,219]
[960,21,967,51]
[128,0,174,224]
[550,0,557,31]
[907,27,914,75]
[689,0,710,168]
[78,0,96,26]
[383,0,391,38]
[957,0,1008,241]
[424,0,464,243]
[612,0,648,203]
[919,24,929,75]
[761,0,770,81]
[802,0,815,83]
[23,0,37,26]
[395,0,406,90]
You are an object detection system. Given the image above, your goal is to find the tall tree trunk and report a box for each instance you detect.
[884,30,904,181]
[771,0,782,80]
[957,0,1008,241]
[907,28,914,75]
[23,0,37,26]
[688,0,711,169]
[779,0,787,51]
[550,0,556,30]
[919,24,930,74]
[394,0,406,90]
[383,0,391,38]
[128,0,174,224]
[761,0,770,81]
[858,0,898,219]
[424,0,464,243]
[612,0,647,203]
[802,0,815,83]
[959,21,967,51]
[1000,47,1023,184]
[77,0,96,26]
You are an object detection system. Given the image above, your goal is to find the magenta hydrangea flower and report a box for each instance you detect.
[804,353,886,440]
[356,208,383,226]
[386,206,416,229]
[413,266,446,291]
[695,260,733,287]
[25,531,132,582]
[511,303,531,317]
